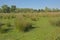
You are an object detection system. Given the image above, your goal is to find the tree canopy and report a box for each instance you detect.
[0,5,60,13]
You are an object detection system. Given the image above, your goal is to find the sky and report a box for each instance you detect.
[0,0,60,9]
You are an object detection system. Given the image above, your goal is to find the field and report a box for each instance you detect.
[0,12,60,40]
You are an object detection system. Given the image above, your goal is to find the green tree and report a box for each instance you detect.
[52,8,60,12]
[40,9,45,12]
[37,9,40,12]
[45,7,51,12]
[1,5,10,13]
[10,5,16,12]
[55,8,60,12]
[0,8,2,13]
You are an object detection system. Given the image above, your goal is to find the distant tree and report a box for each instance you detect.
[51,8,60,12]
[55,8,60,12]
[0,8,2,13]
[52,8,55,12]
[17,8,34,13]
[1,5,10,13]
[33,9,38,13]
[0,5,60,13]
[10,5,16,12]
[45,7,51,12]
[15,8,20,13]
[40,9,45,12]
[37,9,40,12]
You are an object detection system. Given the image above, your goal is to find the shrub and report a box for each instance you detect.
[7,16,10,19]
[0,22,5,27]
[50,20,60,27]
[0,16,3,19]
[23,14,26,17]
[0,29,10,33]
[56,36,60,40]
[11,16,16,18]
[15,17,33,32]
[0,22,13,33]
[20,22,33,32]
[7,15,16,19]
[31,17,38,21]
[55,21,60,26]
[3,15,10,19]
[6,23,12,27]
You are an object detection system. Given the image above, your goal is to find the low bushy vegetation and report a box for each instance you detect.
[0,22,13,33]
[50,19,60,27]
[0,22,5,27]
[15,16,35,32]
[0,13,60,40]
[0,16,3,19]
[0,5,60,13]
[56,36,60,40]
[0,14,16,19]
[30,17,38,21]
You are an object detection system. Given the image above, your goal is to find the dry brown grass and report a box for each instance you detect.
[0,12,60,18]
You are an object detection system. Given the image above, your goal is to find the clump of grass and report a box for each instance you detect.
[20,21,33,32]
[23,14,26,17]
[11,15,16,18]
[15,16,34,32]
[6,23,13,27]
[30,17,38,21]
[0,28,10,33]
[7,16,11,19]
[56,36,60,40]
[50,20,60,27]
[0,22,5,27]
[0,16,3,19]
[0,14,16,19]
[22,13,39,21]
[55,21,60,26]
[0,22,13,33]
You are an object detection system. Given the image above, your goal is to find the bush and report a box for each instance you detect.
[0,22,5,27]
[3,15,10,19]
[31,18,38,21]
[0,29,10,33]
[11,16,16,18]
[50,20,60,27]
[2,14,16,19]
[20,22,33,32]
[0,22,13,33]
[0,16,3,19]
[6,23,12,27]
[55,21,60,26]
[15,17,34,32]
[23,14,26,17]
[56,36,60,40]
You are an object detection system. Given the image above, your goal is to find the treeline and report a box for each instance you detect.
[0,5,60,13]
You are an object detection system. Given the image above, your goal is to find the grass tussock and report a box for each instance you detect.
[15,15,35,32]
[0,22,13,33]
[56,36,60,40]
[50,19,60,27]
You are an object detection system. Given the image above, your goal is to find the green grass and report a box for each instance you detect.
[0,13,60,40]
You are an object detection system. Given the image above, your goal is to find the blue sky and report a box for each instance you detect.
[0,0,60,9]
